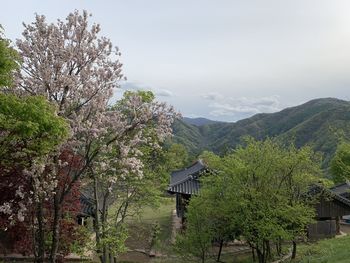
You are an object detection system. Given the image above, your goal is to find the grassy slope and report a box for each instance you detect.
[118,197,350,263]
[118,197,175,263]
[118,197,253,263]
[296,236,350,263]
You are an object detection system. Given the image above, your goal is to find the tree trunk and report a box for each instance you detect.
[109,252,114,263]
[291,240,297,260]
[100,191,110,263]
[336,216,341,235]
[256,248,265,263]
[35,201,45,263]
[102,247,108,263]
[216,239,224,262]
[276,238,282,257]
[262,241,266,263]
[265,240,271,260]
[252,247,256,262]
[93,176,103,261]
[49,195,61,263]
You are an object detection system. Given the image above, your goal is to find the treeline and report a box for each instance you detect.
[175,138,333,263]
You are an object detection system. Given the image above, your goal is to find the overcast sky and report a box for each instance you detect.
[2,0,350,121]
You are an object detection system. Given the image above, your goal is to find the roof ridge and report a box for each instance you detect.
[327,186,350,207]
[171,159,205,174]
[330,181,350,189]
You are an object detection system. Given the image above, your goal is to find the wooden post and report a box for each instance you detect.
[336,216,341,235]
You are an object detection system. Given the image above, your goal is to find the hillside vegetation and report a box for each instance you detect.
[296,235,350,263]
[173,98,350,166]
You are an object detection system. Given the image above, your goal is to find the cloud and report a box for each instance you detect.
[202,93,281,118]
[120,81,173,97]
[201,92,223,101]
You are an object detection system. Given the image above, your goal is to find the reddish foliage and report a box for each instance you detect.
[0,149,87,257]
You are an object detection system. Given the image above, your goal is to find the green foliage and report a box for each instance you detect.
[0,93,69,164]
[69,224,91,256]
[125,90,155,103]
[123,197,175,258]
[171,119,204,157]
[0,27,21,87]
[99,224,128,256]
[330,142,350,183]
[164,143,189,171]
[150,222,161,249]
[180,138,322,263]
[175,197,214,263]
[114,90,155,112]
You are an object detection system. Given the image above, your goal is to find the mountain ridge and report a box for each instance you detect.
[183,117,221,126]
[172,98,350,167]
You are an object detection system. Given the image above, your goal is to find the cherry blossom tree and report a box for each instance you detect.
[90,91,179,262]
[14,10,178,262]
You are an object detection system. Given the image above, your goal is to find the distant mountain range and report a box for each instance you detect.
[183,117,221,126]
[173,98,350,167]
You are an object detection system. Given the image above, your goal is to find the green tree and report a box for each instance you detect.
[330,142,350,183]
[0,26,20,87]
[179,138,321,263]
[164,143,189,171]
[175,151,241,263]
[0,94,68,163]
[0,93,69,261]
[175,196,214,263]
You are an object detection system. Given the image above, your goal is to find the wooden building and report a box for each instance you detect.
[78,193,96,226]
[168,162,350,239]
[330,181,350,199]
[167,160,207,222]
[331,181,350,223]
[308,183,350,239]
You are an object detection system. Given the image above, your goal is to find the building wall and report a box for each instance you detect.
[315,198,350,218]
[308,219,336,240]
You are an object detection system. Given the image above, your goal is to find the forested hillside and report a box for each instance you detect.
[173,98,350,166]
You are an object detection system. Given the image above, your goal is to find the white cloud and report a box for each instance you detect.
[201,92,223,101]
[202,93,281,118]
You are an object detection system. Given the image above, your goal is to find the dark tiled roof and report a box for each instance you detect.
[311,184,350,208]
[168,160,206,195]
[169,178,200,195]
[79,186,115,217]
[330,181,350,196]
[330,190,350,207]
[79,193,95,217]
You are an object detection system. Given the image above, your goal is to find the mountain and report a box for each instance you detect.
[183,117,221,126]
[172,98,350,167]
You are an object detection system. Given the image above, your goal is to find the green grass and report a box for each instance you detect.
[118,197,175,263]
[296,235,350,263]
[119,197,255,263]
[136,197,175,251]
